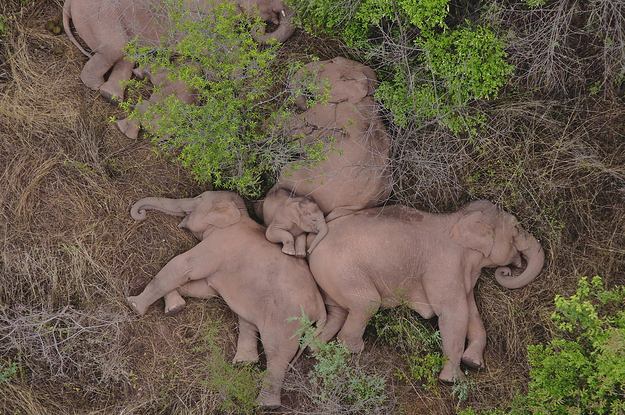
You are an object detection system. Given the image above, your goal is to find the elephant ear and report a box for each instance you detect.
[282,202,303,228]
[450,212,495,257]
[206,200,242,228]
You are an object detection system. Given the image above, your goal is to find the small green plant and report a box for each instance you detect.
[308,341,388,413]
[289,311,390,413]
[0,359,18,384]
[370,307,445,391]
[192,319,261,414]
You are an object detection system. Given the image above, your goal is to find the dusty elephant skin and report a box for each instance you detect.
[62,0,295,104]
[259,187,328,257]
[266,57,392,222]
[307,200,545,383]
[127,191,326,409]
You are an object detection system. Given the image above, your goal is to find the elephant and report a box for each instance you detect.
[306,200,545,383]
[264,57,392,222]
[258,187,328,257]
[62,0,295,103]
[126,191,326,409]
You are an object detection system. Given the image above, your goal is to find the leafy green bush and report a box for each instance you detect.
[460,276,625,415]
[292,0,513,134]
[525,276,625,414]
[122,0,308,197]
[0,360,17,385]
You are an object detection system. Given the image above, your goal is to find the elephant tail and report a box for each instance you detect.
[63,1,93,58]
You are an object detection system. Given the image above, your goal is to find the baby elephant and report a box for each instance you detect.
[127,191,326,409]
[260,188,328,257]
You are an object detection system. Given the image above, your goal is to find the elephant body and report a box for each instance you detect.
[63,0,295,103]
[269,57,392,221]
[306,200,545,383]
[127,191,326,409]
[260,188,328,257]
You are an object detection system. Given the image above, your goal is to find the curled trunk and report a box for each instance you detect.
[251,5,296,44]
[130,197,197,220]
[495,232,545,289]
[307,220,328,254]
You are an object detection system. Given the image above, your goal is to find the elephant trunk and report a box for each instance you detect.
[130,197,197,220]
[251,5,296,45]
[307,220,328,254]
[495,232,545,289]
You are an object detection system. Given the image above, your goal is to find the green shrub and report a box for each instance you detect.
[460,276,625,415]
[292,0,513,134]
[122,0,314,197]
[524,276,625,414]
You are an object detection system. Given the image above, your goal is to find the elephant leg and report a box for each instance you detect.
[162,278,218,316]
[255,330,299,410]
[163,290,187,316]
[336,291,381,353]
[80,52,116,91]
[99,58,134,103]
[461,290,486,370]
[233,317,259,365]
[294,233,307,258]
[265,226,296,256]
[127,247,216,316]
[435,299,469,383]
[313,294,348,348]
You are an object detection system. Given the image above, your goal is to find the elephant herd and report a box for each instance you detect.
[62,0,546,409]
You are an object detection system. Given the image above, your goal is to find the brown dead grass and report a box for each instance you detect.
[0,0,624,414]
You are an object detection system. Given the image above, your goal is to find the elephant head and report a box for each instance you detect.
[290,56,378,110]
[282,195,328,253]
[245,0,296,45]
[450,200,545,289]
[130,191,245,240]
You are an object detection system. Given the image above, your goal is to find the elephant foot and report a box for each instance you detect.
[115,118,141,139]
[98,82,124,104]
[255,392,280,411]
[438,363,466,384]
[164,302,186,316]
[461,355,485,370]
[232,354,259,366]
[337,335,365,354]
[281,243,296,256]
[126,296,148,316]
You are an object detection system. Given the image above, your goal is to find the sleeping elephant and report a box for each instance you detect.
[63,0,295,103]
[265,57,392,221]
[258,187,328,257]
[126,191,326,409]
[306,200,545,383]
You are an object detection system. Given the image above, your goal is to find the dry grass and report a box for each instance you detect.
[1,0,624,414]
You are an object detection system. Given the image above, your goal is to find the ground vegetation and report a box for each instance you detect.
[0,0,624,413]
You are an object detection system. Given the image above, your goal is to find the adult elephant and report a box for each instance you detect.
[126,191,326,409]
[306,200,545,383]
[264,57,392,222]
[63,0,295,103]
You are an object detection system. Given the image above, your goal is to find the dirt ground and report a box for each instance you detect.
[1,0,624,414]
